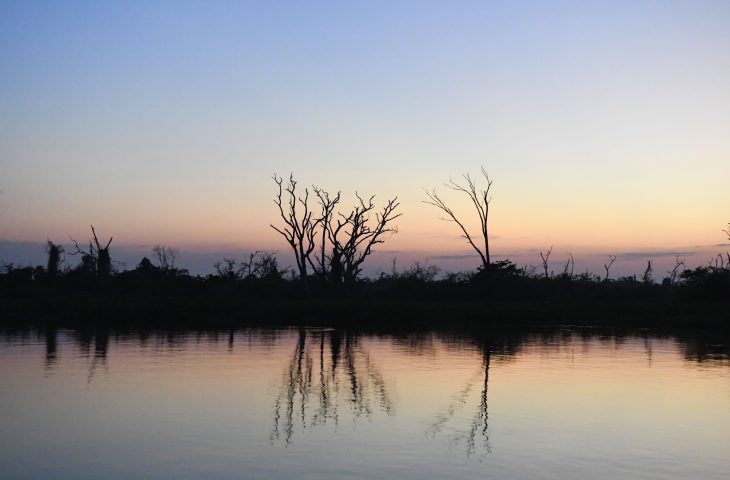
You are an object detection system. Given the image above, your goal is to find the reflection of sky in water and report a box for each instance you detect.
[1,328,729,479]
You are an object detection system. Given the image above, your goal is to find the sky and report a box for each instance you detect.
[1,1,729,276]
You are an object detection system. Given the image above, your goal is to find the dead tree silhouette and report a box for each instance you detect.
[312,187,342,281]
[723,223,730,240]
[271,174,322,282]
[666,256,685,285]
[603,254,617,281]
[540,246,554,279]
[152,244,179,270]
[425,167,493,268]
[642,260,653,284]
[45,241,63,277]
[324,193,401,285]
[69,225,113,277]
[561,252,575,279]
[272,174,401,284]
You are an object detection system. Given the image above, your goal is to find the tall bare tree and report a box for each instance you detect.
[326,193,401,284]
[723,223,730,240]
[271,174,401,284]
[271,174,322,281]
[603,254,617,281]
[313,187,342,279]
[424,167,493,268]
[69,225,113,277]
[539,246,553,279]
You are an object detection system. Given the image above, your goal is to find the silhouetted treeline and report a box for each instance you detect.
[2,215,729,327]
[1,247,728,328]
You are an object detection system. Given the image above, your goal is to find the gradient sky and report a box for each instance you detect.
[1,1,729,274]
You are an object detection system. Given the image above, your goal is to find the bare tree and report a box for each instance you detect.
[214,251,283,280]
[561,252,575,279]
[539,246,553,279]
[254,251,283,279]
[271,174,322,281]
[723,223,730,240]
[272,174,401,285]
[312,187,342,279]
[214,257,239,280]
[326,193,401,284]
[667,256,685,285]
[603,254,617,281]
[69,225,113,277]
[424,168,493,269]
[641,260,653,284]
[706,254,726,270]
[153,244,179,270]
[240,250,283,279]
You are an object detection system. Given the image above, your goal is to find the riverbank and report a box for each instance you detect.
[2,294,728,329]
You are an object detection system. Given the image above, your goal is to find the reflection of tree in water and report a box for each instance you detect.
[270,328,394,445]
[673,329,730,365]
[427,342,491,457]
[68,329,110,384]
[39,328,287,377]
[41,328,111,382]
[44,328,58,372]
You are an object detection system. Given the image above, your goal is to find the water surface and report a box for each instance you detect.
[1,327,729,479]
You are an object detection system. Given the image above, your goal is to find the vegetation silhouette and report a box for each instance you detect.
[152,244,180,271]
[271,173,401,286]
[425,167,493,268]
[0,184,728,328]
[539,246,553,279]
[69,225,113,278]
[45,241,63,278]
[213,250,282,281]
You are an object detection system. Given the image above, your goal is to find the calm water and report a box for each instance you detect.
[1,327,729,479]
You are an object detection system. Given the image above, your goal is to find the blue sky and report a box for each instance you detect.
[1,1,729,275]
